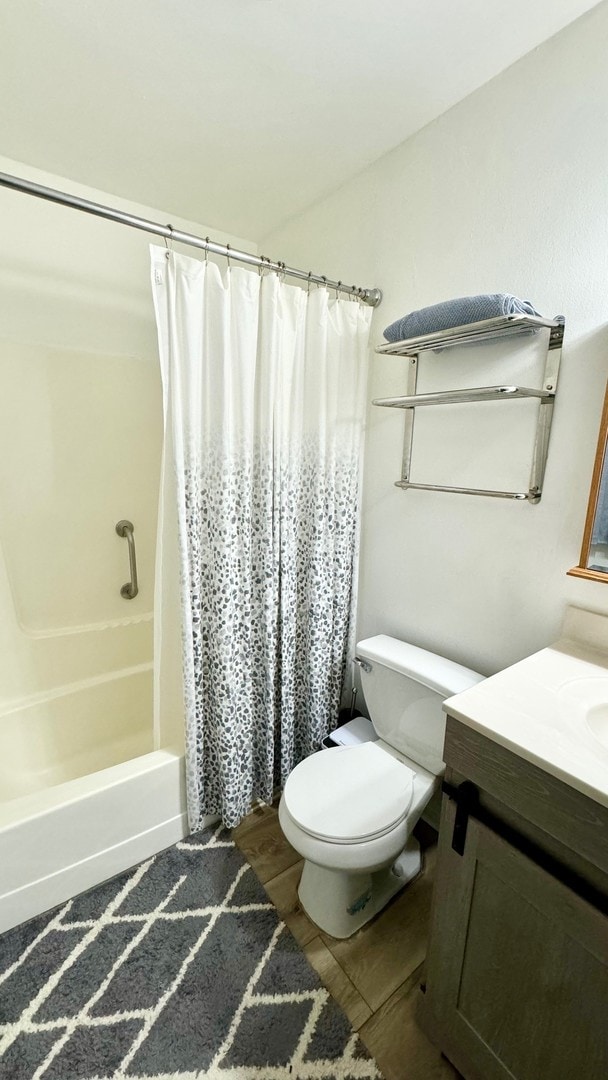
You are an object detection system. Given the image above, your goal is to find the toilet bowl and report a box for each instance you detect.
[279,635,483,938]
[279,740,436,938]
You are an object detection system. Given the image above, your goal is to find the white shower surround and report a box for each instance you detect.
[0,159,255,936]
[0,665,153,799]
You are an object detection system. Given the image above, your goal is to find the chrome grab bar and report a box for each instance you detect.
[115,519,138,599]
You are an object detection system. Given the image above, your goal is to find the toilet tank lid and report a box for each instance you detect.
[356,635,484,697]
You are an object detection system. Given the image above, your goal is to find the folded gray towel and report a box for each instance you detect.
[383,293,541,343]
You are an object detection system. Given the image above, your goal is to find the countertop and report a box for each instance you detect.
[444,636,608,809]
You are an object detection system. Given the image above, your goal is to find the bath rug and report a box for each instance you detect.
[0,824,381,1079]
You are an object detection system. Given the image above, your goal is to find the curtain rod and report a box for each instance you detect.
[0,171,382,308]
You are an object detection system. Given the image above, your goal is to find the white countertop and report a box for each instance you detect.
[443,636,608,809]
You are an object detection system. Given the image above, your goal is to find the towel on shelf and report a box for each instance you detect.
[383,293,542,343]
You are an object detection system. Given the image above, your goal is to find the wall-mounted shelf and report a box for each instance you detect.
[375,313,564,356]
[373,314,564,503]
[372,385,554,409]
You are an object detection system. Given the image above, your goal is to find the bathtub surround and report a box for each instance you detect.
[152,248,371,830]
[0,153,252,735]
[0,823,380,1080]
[0,157,252,930]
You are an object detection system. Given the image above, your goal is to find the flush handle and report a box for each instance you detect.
[354,656,372,673]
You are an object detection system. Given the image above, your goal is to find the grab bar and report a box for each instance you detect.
[115,519,139,599]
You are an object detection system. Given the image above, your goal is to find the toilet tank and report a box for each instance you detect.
[356,635,483,775]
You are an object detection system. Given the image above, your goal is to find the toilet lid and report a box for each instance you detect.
[284,742,415,843]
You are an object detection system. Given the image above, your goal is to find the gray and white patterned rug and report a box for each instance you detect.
[0,824,381,1080]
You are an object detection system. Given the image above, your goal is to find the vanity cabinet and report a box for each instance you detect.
[420,717,608,1080]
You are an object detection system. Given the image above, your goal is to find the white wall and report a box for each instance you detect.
[0,156,255,749]
[262,4,608,675]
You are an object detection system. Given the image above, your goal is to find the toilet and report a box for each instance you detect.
[278,634,483,938]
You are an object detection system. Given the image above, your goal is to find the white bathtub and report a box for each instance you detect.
[0,666,189,934]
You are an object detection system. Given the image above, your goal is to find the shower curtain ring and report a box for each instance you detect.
[226,243,231,270]
[307,271,313,294]
[204,237,210,264]
[335,280,342,301]
[164,225,174,259]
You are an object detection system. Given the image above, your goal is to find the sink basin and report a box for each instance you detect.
[558,677,608,751]
[443,610,608,809]
[586,704,608,749]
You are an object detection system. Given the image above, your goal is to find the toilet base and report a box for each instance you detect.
[298,836,422,939]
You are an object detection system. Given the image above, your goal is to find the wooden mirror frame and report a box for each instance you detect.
[568,378,608,583]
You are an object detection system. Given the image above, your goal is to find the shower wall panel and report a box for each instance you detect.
[0,340,160,637]
[0,152,257,786]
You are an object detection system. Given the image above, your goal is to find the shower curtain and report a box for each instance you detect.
[151,248,371,829]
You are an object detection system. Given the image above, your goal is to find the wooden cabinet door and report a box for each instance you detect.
[423,797,608,1080]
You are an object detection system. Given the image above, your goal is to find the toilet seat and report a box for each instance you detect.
[283,742,415,845]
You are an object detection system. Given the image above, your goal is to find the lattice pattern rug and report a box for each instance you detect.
[0,824,381,1079]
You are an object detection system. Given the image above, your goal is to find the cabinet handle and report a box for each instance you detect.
[446,780,479,856]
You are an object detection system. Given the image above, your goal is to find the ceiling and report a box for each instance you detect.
[0,0,600,240]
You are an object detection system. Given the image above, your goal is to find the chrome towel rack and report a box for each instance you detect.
[372,314,564,503]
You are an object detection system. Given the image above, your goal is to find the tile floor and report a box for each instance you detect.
[233,803,460,1080]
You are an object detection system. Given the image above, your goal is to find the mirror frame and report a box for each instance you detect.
[568,378,608,583]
